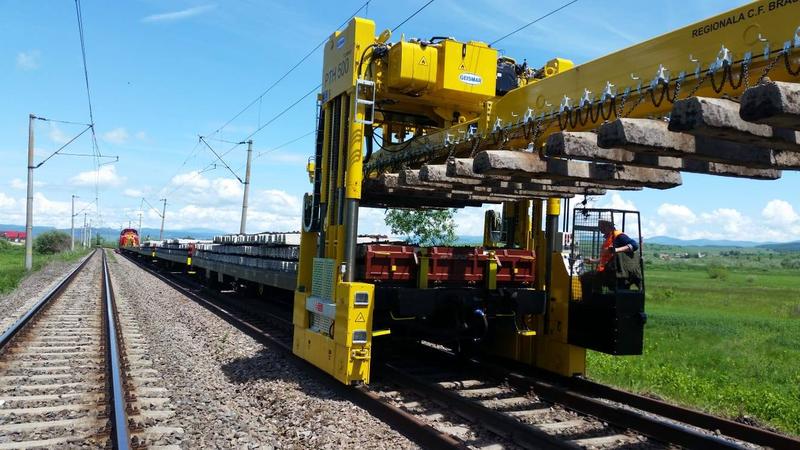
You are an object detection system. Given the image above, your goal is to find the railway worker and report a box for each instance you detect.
[580,219,641,298]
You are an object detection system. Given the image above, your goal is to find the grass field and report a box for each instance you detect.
[0,241,89,294]
[587,263,800,436]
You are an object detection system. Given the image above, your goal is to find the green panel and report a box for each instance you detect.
[312,257,336,301]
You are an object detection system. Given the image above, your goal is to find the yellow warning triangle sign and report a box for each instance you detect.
[419,56,427,66]
[458,62,466,70]
[355,312,366,323]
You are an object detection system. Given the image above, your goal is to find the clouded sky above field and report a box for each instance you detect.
[1,0,798,242]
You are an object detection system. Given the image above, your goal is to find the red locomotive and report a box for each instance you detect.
[119,228,140,248]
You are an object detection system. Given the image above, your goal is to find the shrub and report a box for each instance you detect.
[706,264,729,280]
[33,231,71,254]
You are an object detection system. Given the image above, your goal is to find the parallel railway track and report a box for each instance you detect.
[0,250,130,449]
[123,252,800,449]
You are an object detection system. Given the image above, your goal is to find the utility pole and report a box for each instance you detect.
[88,219,92,247]
[159,198,167,241]
[240,140,253,234]
[83,213,87,247]
[71,195,78,251]
[138,212,142,231]
[24,114,35,270]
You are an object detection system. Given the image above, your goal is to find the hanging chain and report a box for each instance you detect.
[742,59,751,89]
[758,51,783,84]
[670,77,683,102]
[684,69,710,100]
[624,89,648,117]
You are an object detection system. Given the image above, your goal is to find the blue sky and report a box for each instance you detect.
[1,0,798,242]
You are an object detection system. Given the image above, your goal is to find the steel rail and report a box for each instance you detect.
[473,352,800,450]
[102,250,131,450]
[382,362,580,450]
[564,375,800,450]
[0,249,95,349]
[120,252,464,450]
[123,249,800,449]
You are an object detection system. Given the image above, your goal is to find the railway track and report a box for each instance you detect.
[0,250,130,449]
[123,252,800,449]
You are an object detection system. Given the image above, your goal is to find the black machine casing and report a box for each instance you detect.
[568,291,646,355]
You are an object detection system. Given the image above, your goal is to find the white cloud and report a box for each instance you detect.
[144,188,302,233]
[170,171,211,190]
[699,208,749,236]
[598,193,637,211]
[142,4,216,23]
[212,178,242,200]
[124,188,143,198]
[134,131,148,141]
[16,50,40,70]
[70,165,126,187]
[762,199,799,226]
[102,127,129,145]
[0,192,16,209]
[657,203,696,224]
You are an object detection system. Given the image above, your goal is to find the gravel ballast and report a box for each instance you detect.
[0,253,90,334]
[108,252,417,449]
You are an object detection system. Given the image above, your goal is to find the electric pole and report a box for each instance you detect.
[71,195,78,251]
[138,212,142,231]
[24,114,35,270]
[83,213,87,247]
[159,198,167,241]
[88,219,92,247]
[240,139,253,234]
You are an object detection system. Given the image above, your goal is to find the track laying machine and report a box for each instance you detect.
[292,0,800,385]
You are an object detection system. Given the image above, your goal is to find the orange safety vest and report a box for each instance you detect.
[598,230,623,272]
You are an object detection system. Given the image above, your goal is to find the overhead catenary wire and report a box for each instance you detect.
[489,0,579,46]
[74,0,107,227]
[254,130,316,160]
[199,136,244,183]
[391,0,435,32]
[151,2,374,208]
[141,197,164,218]
[33,124,92,168]
[207,0,374,138]
[150,0,438,208]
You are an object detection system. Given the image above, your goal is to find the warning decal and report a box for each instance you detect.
[419,56,427,66]
[355,312,366,323]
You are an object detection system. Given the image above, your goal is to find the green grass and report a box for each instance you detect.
[587,265,800,436]
[0,241,90,294]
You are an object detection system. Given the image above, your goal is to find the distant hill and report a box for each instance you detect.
[645,236,777,248]
[757,241,800,252]
[0,223,227,243]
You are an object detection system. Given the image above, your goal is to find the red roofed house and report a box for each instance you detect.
[1,231,26,243]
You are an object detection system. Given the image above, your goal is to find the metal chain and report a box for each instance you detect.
[684,70,710,100]
[742,60,751,89]
[616,91,628,118]
[758,52,783,84]
[670,77,683,102]
[624,90,648,117]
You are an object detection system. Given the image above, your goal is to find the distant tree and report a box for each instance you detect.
[34,231,71,254]
[384,209,457,246]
